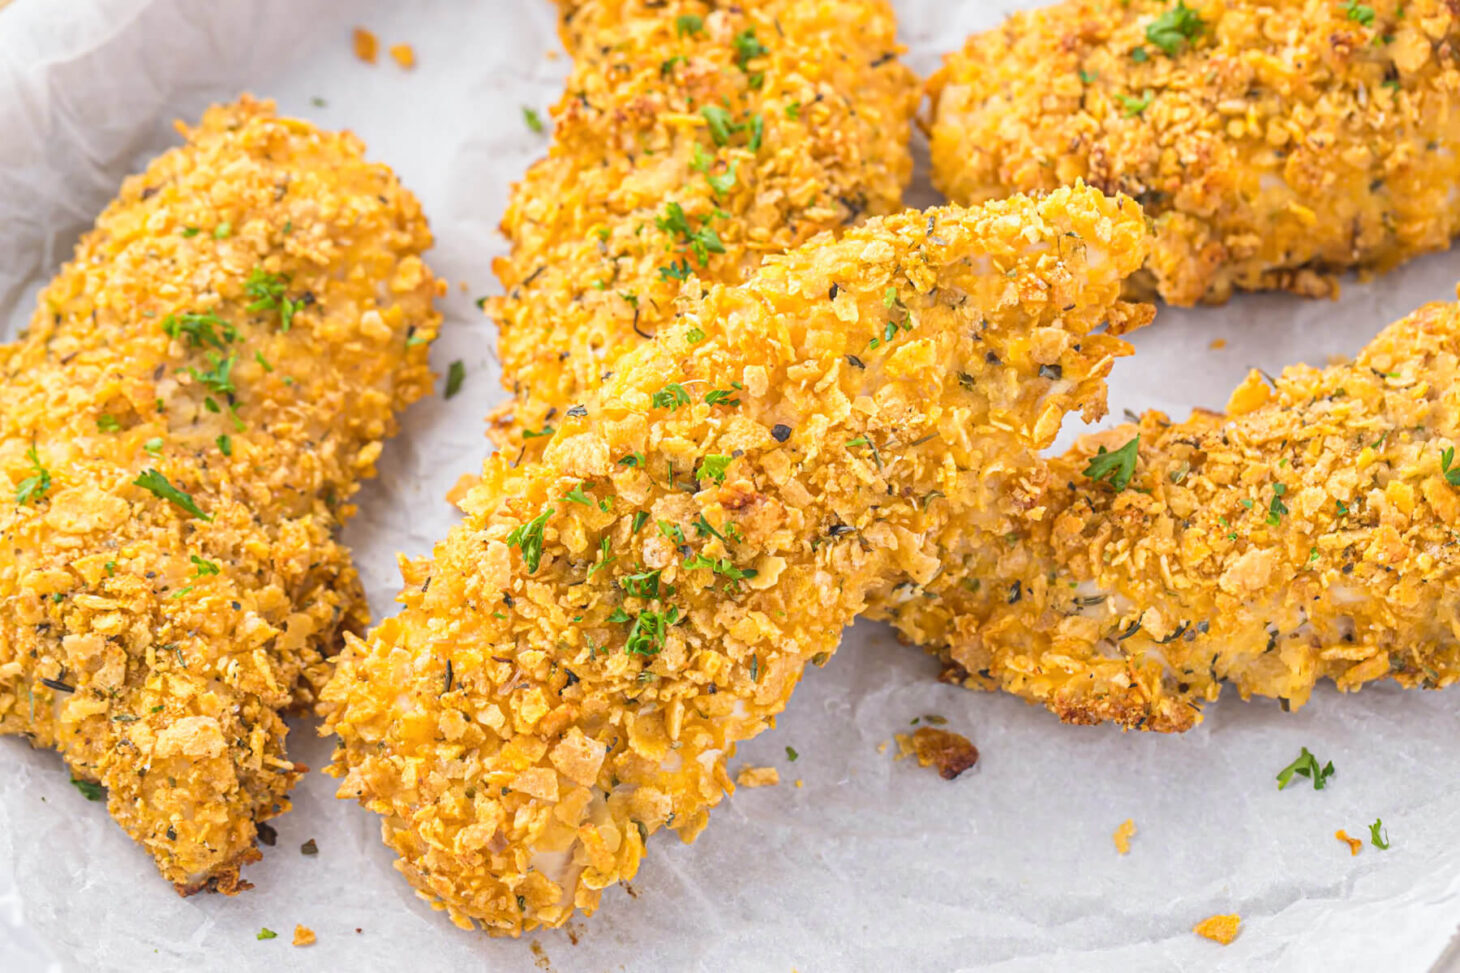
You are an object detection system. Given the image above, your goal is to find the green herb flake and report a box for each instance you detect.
[1344,0,1376,26]
[785,746,799,762]
[244,268,302,331]
[1442,446,1460,486]
[133,468,212,520]
[15,444,52,506]
[444,359,466,399]
[96,414,122,433]
[1116,90,1154,117]
[213,221,232,239]
[1145,1,1203,56]
[523,425,555,440]
[733,28,769,72]
[191,554,220,577]
[1276,746,1335,790]
[675,13,704,36]
[631,510,650,534]
[651,382,692,410]
[507,508,554,573]
[700,105,740,146]
[686,327,706,344]
[256,928,278,941]
[1369,817,1390,849]
[71,777,105,801]
[162,310,235,350]
[1081,436,1139,491]
[562,482,595,506]
[522,106,545,134]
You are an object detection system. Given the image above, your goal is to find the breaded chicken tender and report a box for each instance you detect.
[926,0,1460,305]
[0,97,440,892]
[885,296,1460,731]
[322,187,1152,933]
[488,0,917,452]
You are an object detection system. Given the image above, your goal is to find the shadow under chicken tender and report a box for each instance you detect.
[0,97,441,893]
[890,295,1460,731]
[927,0,1460,305]
[322,186,1152,934]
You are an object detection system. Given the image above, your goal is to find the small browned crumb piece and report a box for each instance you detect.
[1209,338,1227,350]
[1194,914,1241,945]
[0,97,438,894]
[292,925,316,947]
[352,27,378,64]
[1113,818,1136,855]
[927,0,1460,306]
[389,43,416,70]
[1336,830,1362,856]
[736,766,780,789]
[894,728,979,781]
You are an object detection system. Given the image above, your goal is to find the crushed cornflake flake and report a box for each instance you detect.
[389,43,416,70]
[1335,829,1362,856]
[352,27,378,64]
[1113,818,1136,855]
[292,924,316,947]
[736,765,780,788]
[894,727,979,780]
[1193,914,1241,945]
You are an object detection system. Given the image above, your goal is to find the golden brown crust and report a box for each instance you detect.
[323,187,1152,934]
[927,0,1460,305]
[488,0,918,451]
[0,97,441,891]
[885,297,1460,731]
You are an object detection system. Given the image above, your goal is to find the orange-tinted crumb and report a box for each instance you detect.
[1209,338,1227,350]
[352,28,378,64]
[894,727,980,780]
[795,779,803,788]
[1194,914,1241,945]
[736,766,780,788]
[1113,818,1136,855]
[389,43,416,70]
[1336,830,1362,856]
[292,925,316,946]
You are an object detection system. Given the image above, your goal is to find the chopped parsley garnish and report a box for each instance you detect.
[618,451,647,467]
[1276,746,1335,790]
[191,554,220,576]
[651,383,692,410]
[659,258,693,282]
[675,13,704,36]
[748,113,764,152]
[1081,435,1139,491]
[1343,0,1376,26]
[733,28,769,72]
[655,202,725,266]
[71,778,104,801]
[701,105,741,146]
[785,746,799,762]
[693,513,725,542]
[1369,818,1390,849]
[144,437,164,455]
[523,425,555,440]
[256,928,277,941]
[444,360,466,399]
[1116,90,1154,117]
[704,388,741,407]
[522,106,544,133]
[1145,1,1203,55]
[1266,483,1289,526]
[96,414,122,432]
[163,310,235,350]
[631,510,650,534]
[696,454,733,484]
[133,469,212,520]
[1442,446,1460,486]
[216,434,232,456]
[1130,46,1150,62]
[188,352,237,398]
[658,520,686,544]
[244,268,302,331]
[683,552,757,582]
[621,567,665,599]
[686,327,706,344]
[611,605,680,656]
[213,222,231,239]
[562,482,595,506]
[181,226,201,238]
[1079,69,1097,83]
[506,508,554,573]
[15,444,52,506]
[586,537,617,579]
[706,162,737,197]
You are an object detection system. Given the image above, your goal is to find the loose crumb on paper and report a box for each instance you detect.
[1113,818,1136,855]
[292,925,316,947]
[736,765,780,788]
[390,43,417,70]
[894,727,979,780]
[352,28,378,64]
[1194,914,1241,945]
[1335,830,1362,856]
[1209,338,1227,350]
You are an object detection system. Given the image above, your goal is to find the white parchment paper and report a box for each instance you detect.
[2,1,1460,970]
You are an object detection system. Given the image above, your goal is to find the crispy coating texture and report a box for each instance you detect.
[927,0,1460,305]
[0,98,440,893]
[488,0,918,451]
[323,188,1151,934]
[884,297,1460,731]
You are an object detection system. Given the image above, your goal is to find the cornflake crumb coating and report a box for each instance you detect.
[894,297,1460,731]
[0,97,440,894]
[487,0,919,452]
[322,187,1152,934]
[927,0,1460,305]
